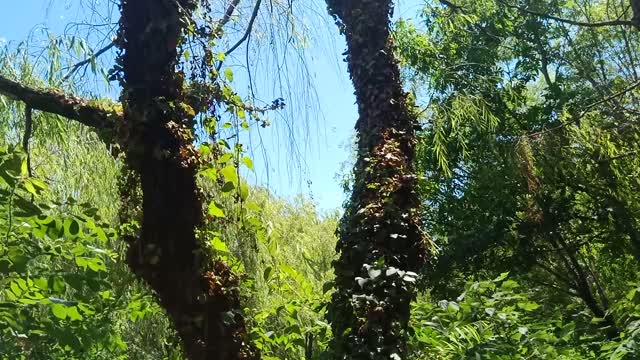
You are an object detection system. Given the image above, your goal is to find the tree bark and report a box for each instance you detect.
[115,1,257,359]
[325,1,428,358]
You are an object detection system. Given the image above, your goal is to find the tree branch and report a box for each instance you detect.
[580,79,640,116]
[218,0,262,70]
[59,41,116,85]
[498,0,636,28]
[213,0,242,37]
[0,75,121,133]
[22,107,33,178]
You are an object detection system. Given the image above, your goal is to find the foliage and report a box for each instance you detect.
[2,0,640,359]
[0,146,127,359]
[408,274,640,359]
[394,0,640,358]
[213,190,338,359]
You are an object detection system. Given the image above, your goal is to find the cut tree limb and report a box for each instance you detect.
[0,75,121,132]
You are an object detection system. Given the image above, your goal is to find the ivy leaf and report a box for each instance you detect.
[368,268,382,279]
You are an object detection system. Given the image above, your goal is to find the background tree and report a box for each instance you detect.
[395,0,640,357]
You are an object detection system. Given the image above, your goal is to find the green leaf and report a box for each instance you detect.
[66,219,80,237]
[210,237,229,252]
[493,272,509,282]
[224,68,234,82]
[67,306,83,321]
[221,181,236,193]
[218,153,233,163]
[241,156,254,171]
[263,266,273,281]
[323,281,335,294]
[208,202,226,218]
[87,258,107,272]
[221,165,239,185]
[517,302,540,311]
[51,303,68,320]
[501,280,519,289]
[239,182,249,201]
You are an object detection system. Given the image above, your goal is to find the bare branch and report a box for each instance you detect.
[0,75,121,132]
[527,79,640,138]
[213,0,242,36]
[222,0,262,58]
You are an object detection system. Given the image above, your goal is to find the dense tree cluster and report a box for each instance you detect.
[0,0,639,359]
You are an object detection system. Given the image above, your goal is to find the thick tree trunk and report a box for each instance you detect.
[325,1,428,358]
[116,1,256,359]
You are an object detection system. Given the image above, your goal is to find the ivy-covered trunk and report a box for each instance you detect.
[325,0,428,358]
[116,1,256,359]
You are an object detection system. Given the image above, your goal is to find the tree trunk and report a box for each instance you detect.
[116,1,256,359]
[325,1,428,358]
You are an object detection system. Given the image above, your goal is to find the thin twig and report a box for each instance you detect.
[579,79,640,116]
[599,149,640,162]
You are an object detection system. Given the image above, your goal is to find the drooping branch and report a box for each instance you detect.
[59,41,117,84]
[0,75,121,133]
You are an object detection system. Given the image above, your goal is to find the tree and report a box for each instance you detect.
[324,0,429,358]
[394,0,640,353]
[0,1,259,358]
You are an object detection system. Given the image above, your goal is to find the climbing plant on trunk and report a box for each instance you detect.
[114,1,257,359]
[325,0,429,358]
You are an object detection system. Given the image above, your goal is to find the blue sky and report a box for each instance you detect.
[0,0,424,211]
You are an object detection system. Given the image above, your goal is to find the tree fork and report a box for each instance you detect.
[325,0,428,358]
[116,0,256,359]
